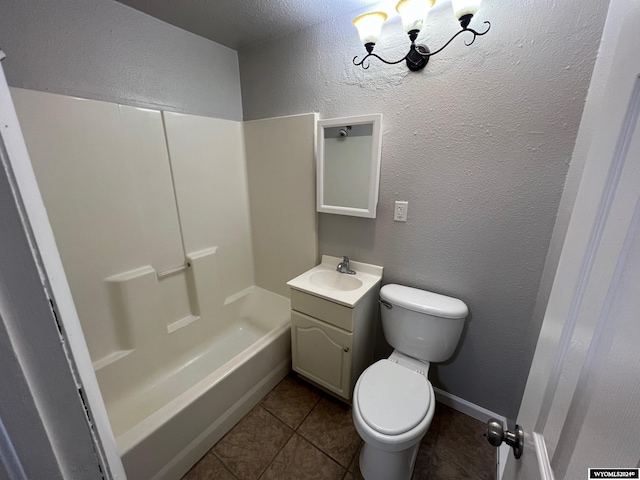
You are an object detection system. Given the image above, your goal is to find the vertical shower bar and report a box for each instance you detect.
[157,111,189,277]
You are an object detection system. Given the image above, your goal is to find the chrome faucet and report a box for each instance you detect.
[336,256,356,275]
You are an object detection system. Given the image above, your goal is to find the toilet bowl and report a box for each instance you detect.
[352,353,435,480]
[352,284,468,480]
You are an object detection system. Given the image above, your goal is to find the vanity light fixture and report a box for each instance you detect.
[352,0,490,71]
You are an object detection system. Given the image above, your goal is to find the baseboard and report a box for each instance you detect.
[534,432,555,480]
[498,443,510,480]
[433,389,509,480]
[433,387,506,425]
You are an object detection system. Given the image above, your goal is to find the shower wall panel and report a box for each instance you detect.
[162,112,254,300]
[12,88,254,367]
[12,88,184,361]
[244,113,318,297]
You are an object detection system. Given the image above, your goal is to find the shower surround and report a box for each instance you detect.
[12,87,317,479]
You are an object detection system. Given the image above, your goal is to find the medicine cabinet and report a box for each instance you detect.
[316,114,382,218]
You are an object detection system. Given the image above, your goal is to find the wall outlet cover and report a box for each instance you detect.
[394,201,408,222]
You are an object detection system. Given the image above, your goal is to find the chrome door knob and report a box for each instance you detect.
[486,418,524,459]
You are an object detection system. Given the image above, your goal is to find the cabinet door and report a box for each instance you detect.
[291,311,353,399]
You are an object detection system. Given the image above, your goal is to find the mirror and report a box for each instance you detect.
[317,114,382,218]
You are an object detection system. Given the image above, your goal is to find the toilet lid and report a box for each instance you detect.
[357,360,431,435]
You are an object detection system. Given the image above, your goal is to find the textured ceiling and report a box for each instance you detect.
[115,0,382,50]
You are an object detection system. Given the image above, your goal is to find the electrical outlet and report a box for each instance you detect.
[394,201,408,222]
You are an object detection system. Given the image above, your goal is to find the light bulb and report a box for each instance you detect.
[352,12,388,47]
[396,0,435,34]
[450,0,482,21]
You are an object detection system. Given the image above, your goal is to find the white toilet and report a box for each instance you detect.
[352,284,468,480]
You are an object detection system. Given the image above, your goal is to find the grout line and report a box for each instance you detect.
[295,396,359,470]
[255,405,295,480]
[253,376,319,478]
[344,441,362,478]
[256,430,296,480]
[208,405,290,480]
[206,451,238,480]
[295,433,347,478]
[202,391,493,480]
[258,381,346,478]
[208,377,357,479]
[259,403,296,433]
[261,385,350,476]
[294,393,322,431]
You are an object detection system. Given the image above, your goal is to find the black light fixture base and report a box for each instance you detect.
[406,44,430,71]
[352,18,490,71]
[459,14,473,29]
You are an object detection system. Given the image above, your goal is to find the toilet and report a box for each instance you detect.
[352,284,468,480]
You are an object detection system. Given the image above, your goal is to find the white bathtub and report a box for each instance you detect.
[97,286,291,480]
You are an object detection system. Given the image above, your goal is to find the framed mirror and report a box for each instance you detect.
[317,114,382,218]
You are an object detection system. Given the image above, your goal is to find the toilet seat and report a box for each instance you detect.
[356,360,431,435]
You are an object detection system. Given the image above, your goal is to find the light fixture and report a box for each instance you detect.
[352,0,490,71]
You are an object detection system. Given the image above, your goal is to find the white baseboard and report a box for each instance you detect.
[433,387,506,425]
[533,432,555,480]
[433,388,507,480]
[498,443,510,480]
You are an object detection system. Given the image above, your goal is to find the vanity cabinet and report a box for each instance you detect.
[291,311,353,398]
[290,287,379,401]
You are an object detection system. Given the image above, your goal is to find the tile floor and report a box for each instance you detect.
[182,373,495,480]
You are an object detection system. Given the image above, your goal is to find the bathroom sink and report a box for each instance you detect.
[309,270,363,292]
[287,255,383,307]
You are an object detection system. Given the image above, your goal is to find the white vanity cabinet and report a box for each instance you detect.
[287,256,383,401]
[290,309,353,398]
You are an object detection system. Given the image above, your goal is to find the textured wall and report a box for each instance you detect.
[239,0,609,418]
[0,0,242,121]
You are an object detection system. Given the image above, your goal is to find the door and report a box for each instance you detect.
[501,1,640,478]
[291,311,353,398]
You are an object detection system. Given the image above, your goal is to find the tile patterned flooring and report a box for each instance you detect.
[182,373,495,480]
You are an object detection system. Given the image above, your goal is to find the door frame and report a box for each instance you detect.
[0,52,126,478]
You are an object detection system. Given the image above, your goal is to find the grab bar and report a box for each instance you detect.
[157,262,190,279]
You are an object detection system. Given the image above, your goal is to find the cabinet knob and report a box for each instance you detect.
[343,347,350,353]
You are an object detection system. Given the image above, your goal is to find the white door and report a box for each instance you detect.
[501,1,640,478]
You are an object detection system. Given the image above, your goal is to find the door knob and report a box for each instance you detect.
[486,418,524,459]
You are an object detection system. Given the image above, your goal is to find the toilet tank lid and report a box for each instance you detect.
[380,284,468,319]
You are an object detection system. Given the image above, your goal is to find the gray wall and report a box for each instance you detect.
[239,0,609,419]
[0,0,242,121]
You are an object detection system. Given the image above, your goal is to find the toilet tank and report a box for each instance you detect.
[380,284,468,363]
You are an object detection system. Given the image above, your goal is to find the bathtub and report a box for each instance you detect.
[96,286,291,480]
